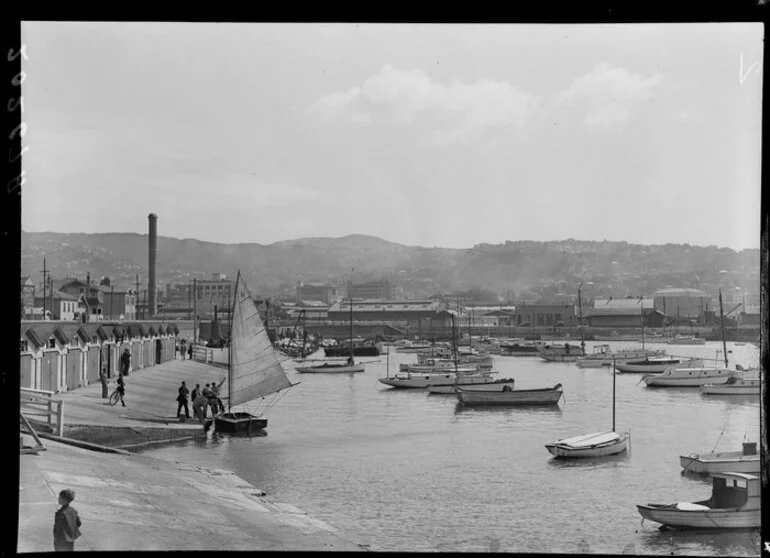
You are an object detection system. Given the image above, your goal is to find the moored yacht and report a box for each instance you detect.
[615,356,702,373]
[642,366,737,387]
[636,472,760,529]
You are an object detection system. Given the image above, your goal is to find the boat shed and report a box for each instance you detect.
[587,307,666,328]
[20,320,180,393]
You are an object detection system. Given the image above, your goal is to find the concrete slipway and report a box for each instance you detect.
[18,357,370,552]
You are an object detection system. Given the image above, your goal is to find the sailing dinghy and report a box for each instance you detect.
[211,271,296,433]
[545,359,630,458]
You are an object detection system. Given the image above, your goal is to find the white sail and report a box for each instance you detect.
[227,275,293,407]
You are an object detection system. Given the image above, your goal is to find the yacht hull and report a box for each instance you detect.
[636,505,760,529]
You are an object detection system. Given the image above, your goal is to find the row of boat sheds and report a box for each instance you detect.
[19,320,181,393]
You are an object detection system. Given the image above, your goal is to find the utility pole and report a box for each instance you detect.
[110,285,114,320]
[193,277,198,344]
[187,280,192,320]
[135,275,140,319]
[39,257,48,321]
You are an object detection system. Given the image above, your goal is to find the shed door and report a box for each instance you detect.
[131,342,141,370]
[20,354,33,389]
[42,352,56,392]
[66,350,81,390]
[101,344,111,378]
[87,346,100,384]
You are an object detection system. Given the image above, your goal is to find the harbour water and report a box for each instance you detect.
[139,341,761,555]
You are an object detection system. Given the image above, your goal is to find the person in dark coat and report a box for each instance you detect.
[115,374,126,407]
[191,384,200,402]
[120,348,131,376]
[180,339,186,360]
[99,364,109,399]
[187,343,193,361]
[53,489,81,551]
[176,381,190,419]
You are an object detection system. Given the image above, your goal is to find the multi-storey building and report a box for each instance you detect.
[349,279,395,300]
[295,282,337,304]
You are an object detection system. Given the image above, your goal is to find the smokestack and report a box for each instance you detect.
[148,213,158,317]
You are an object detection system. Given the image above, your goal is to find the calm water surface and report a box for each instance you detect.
[140,341,762,555]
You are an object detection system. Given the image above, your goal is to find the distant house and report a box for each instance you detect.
[33,290,79,321]
[58,278,104,322]
[100,285,137,320]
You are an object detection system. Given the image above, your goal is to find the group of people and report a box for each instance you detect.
[177,339,193,360]
[176,378,225,421]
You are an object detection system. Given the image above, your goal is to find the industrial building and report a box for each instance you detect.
[586,307,666,328]
[514,304,578,327]
[652,288,712,321]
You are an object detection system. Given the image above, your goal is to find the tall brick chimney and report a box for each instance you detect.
[148,213,158,317]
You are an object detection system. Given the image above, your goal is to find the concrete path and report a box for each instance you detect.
[18,439,367,552]
[18,355,370,552]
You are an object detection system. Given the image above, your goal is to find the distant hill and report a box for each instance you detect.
[20,231,760,300]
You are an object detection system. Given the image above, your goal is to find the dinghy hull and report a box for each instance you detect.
[545,431,630,458]
[213,412,268,433]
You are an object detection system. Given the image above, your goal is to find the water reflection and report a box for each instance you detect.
[453,403,564,415]
[638,524,761,555]
[546,452,631,469]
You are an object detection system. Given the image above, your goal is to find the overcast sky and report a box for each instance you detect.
[21,22,763,250]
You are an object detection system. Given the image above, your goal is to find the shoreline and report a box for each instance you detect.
[18,358,371,552]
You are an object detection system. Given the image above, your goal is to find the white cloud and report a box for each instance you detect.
[309,64,536,144]
[555,62,663,128]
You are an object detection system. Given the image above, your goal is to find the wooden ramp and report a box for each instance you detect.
[19,412,46,454]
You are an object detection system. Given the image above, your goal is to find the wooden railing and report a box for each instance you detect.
[20,388,63,437]
[192,346,214,363]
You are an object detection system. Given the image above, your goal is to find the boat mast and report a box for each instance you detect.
[468,306,472,352]
[349,281,354,365]
[612,358,616,432]
[578,284,585,355]
[451,313,459,373]
[228,271,239,414]
[640,296,645,350]
[718,289,728,368]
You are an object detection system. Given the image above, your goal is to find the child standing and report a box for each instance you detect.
[53,489,82,551]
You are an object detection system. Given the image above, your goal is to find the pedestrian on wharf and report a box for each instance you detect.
[115,374,126,407]
[176,381,190,419]
[192,391,208,421]
[210,377,225,414]
[120,348,131,376]
[180,339,186,360]
[53,489,81,552]
[187,342,193,361]
[191,383,200,402]
[99,364,109,399]
[201,383,213,416]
